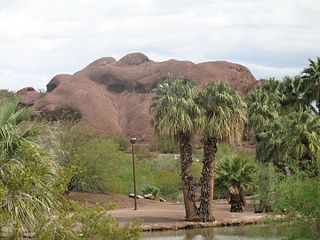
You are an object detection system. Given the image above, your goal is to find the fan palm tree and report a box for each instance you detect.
[215,157,256,212]
[280,75,307,112]
[246,79,283,135]
[150,78,202,220]
[256,110,320,176]
[0,98,64,233]
[197,81,246,221]
[302,57,320,113]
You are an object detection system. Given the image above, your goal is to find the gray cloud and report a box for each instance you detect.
[0,0,319,90]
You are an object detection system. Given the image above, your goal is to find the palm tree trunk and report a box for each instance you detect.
[179,132,198,220]
[198,136,217,222]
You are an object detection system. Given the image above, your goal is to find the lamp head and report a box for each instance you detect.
[129,137,137,144]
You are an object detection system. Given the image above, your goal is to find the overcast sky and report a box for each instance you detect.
[0,0,319,91]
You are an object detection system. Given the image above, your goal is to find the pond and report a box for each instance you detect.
[142,224,288,240]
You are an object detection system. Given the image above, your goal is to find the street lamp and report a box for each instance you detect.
[130,137,137,210]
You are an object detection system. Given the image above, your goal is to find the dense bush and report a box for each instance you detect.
[273,170,320,239]
[34,202,142,240]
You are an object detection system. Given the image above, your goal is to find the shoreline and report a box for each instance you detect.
[141,215,265,231]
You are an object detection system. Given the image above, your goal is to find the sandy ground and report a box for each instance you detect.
[68,192,266,231]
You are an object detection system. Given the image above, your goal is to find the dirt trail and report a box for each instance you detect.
[68,192,266,231]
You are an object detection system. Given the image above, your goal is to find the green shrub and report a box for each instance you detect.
[141,185,160,197]
[273,171,320,239]
[34,201,142,239]
[149,136,177,153]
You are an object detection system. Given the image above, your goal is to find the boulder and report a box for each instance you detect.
[18,53,257,141]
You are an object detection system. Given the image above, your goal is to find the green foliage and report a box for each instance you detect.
[215,156,256,197]
[256,110,320,174]
[33,202,142,240]
[149,136,178,153]
[60,129,134,193]
[302,56,320,111]
[111,135,131,152]
[197,81,247,142]
[141,185,160,197]
[0,98,67,234]
[273,170,320,239]
[150,77,202,140]
[0,89,15,102]
[253,163,277,212]
[140,156,180,200]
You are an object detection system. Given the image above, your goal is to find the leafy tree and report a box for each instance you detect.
[302,57,320,113]
[197,81,246,221]
[150,78,202,220]
[215,157,256,212]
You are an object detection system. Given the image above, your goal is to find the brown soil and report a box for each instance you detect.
[68,192,265,231]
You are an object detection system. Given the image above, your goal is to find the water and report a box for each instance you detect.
[142,225,288,240]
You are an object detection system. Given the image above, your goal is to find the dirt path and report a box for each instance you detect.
[68,192,266,231]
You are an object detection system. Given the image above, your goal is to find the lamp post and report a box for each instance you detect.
[130,137,137,210]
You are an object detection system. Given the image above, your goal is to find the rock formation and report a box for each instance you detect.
[18,53,257,142]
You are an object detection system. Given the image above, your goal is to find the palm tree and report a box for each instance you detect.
[246,79,283,135]
[302,57,320,113]
[280,75,307,112]
[150,78,202,220]
[197,81,246,221]
[215,157,256,212]
[0,98,64,233]
[256,110,320,176]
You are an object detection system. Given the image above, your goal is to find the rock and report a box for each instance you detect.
[18,52,257,140]
[144,193,155,200]
[17,87,42,106]
[137,195,144,199]
[175,201,181,204]
[160,198,166,202]
[129,193,144,199]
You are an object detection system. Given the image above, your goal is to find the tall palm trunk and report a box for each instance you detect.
[198,136,217,222]
[179,132,198,220]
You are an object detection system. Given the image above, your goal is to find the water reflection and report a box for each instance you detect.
[143,225,287,240]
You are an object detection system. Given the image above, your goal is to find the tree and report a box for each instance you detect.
[302,57,320,113]
[215,157,256,212]
[0,98,65,234]
[280,75,307,112]
[197,81,246,221]
[256,110,320,176]
[150,78,202,220]
[246,79,282,135]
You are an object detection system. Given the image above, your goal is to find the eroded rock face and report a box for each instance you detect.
[17,87,42,106]
[20,53,257,142]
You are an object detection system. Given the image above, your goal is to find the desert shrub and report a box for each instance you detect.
[272,170,320,240]
[157,175,180,200]
[140,157,181,200]
[0,99,68,235]
[58,128,133,193]
[33,202,142,240]
[253,163,277,213]
[111,135,131,152]
[135,145,157,159]
[141,185,160,197]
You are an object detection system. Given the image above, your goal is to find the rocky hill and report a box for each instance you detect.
[18,53,257,142]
